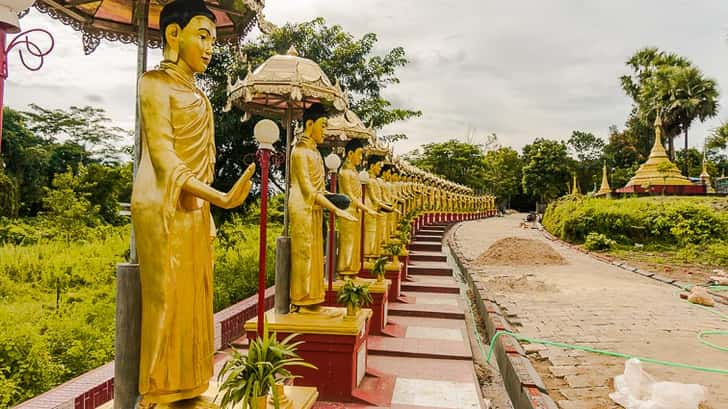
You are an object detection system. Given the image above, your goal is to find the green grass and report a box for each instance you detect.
[0,215,278,407]
[543,195,728,270]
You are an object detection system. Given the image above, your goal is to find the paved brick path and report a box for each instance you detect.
[453,214,728,409]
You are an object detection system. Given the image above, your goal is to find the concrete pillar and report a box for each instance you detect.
[274,236,291,314]
[114,263,141,409]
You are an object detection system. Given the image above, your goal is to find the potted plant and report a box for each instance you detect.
[371,255,389,282]
[216,329,316,409]
[337,279,373,317]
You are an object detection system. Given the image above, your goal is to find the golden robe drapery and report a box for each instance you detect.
[289,136,326,306]
[336,166,362,275]
[131,61,216,403]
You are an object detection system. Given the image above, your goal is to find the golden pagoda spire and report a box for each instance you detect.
[622,114,692,189]
[596,161,612,196]
[700,151,715,194]
[571,174,581,195]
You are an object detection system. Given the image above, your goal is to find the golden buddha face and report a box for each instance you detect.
[306,117,328,144]
[347,147,363,167]
[166,15,216,73]
[368,162,382,176]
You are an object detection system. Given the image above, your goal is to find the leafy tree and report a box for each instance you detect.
[405,140,486,189]
[238,18,421,129]
[521,138,571,203]
[567,131,605,192]
[482,147,522,206]
[620,47,691,159]
[1,108,51,215]
[640,65,718,174]
[0,170,18,217]
[43,165,101,240]
[197,18,420,210]
[21,104,130,164]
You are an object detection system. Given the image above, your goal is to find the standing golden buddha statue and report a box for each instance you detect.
[132,0,256,405]
[362,155,393,258]
[289,104,357,311]
[336,139,378,277]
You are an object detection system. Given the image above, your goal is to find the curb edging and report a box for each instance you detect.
[446,222,559,409]
[539,225,728,305]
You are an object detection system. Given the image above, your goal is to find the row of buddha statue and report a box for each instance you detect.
[287,104,495,314]
[128,0,494,405]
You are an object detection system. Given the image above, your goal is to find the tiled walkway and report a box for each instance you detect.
[454,215,728,409]
[313,224,488,409]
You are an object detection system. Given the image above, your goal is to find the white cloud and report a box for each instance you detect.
[8,1,728,156]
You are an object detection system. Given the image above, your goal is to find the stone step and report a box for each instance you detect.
[408,251,447,263]
[409,241,442,252]
[368,336,471,360]
[408,264,452,276]
[401,280,460,294]
[388,302,464,319]
[414,234,443,241]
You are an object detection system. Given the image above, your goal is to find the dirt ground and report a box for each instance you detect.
[454,214,728,409]
[474,237,566,267]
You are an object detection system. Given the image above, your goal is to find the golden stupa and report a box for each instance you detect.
[622,115,692,190]
[699,156,715,194]
[595,162,611,196]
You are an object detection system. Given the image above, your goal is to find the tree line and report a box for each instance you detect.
[407,47,728,206]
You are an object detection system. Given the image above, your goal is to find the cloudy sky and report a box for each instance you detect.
[8,0,728,154]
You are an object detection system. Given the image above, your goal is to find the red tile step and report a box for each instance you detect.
[413,234,443,241]
[408,251,447,263]
[407,262,452,276]
[401,280,460,294]
[367,336,471,360]
[409,241,442,252]
[388,302,464,320]
[351,367,396,407]
[417,228,445,235]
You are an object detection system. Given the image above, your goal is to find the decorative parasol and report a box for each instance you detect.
[226,45,346,234]
[32,0,267,54]
[323,108,373,145]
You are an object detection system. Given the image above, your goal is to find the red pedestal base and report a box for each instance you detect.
[360,266,401,301]
[326,286,389,335]
[245,310,371,402]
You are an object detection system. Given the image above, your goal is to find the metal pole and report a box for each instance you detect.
[282,107,292,236]
[0,29,7,153]
[130,0,149,263]
[359,184,366,274]
[115,3,148,408]
[327,171,337,292]
[257,148,271,336]
[274,107,293,314]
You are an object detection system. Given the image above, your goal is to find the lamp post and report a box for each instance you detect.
[358,170,369,273]
[324,153,341,293]
[254,119,279,336]
[0,1,54,152]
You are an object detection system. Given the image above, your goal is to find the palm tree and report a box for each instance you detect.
[666,67,719,175]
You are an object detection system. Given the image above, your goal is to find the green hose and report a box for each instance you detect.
[485,330,728,375]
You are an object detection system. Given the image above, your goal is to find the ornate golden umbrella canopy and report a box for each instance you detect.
[226,46,347,120]
[323,109,373,144]
[33,0,265,54]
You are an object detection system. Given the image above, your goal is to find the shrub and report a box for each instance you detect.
[543,196,728,246]
[584,232,616,251]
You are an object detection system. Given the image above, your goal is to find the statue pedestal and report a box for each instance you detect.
[245,308,371,402]
[325,278,390,335]
[361,260,402,301]
[98,382,318,409]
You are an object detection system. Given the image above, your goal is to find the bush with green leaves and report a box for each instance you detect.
[584,232,616,251]
[543,196,728,246]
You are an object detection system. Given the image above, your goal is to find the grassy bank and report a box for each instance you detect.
[542,196,728,281]
[0,215,277,407]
